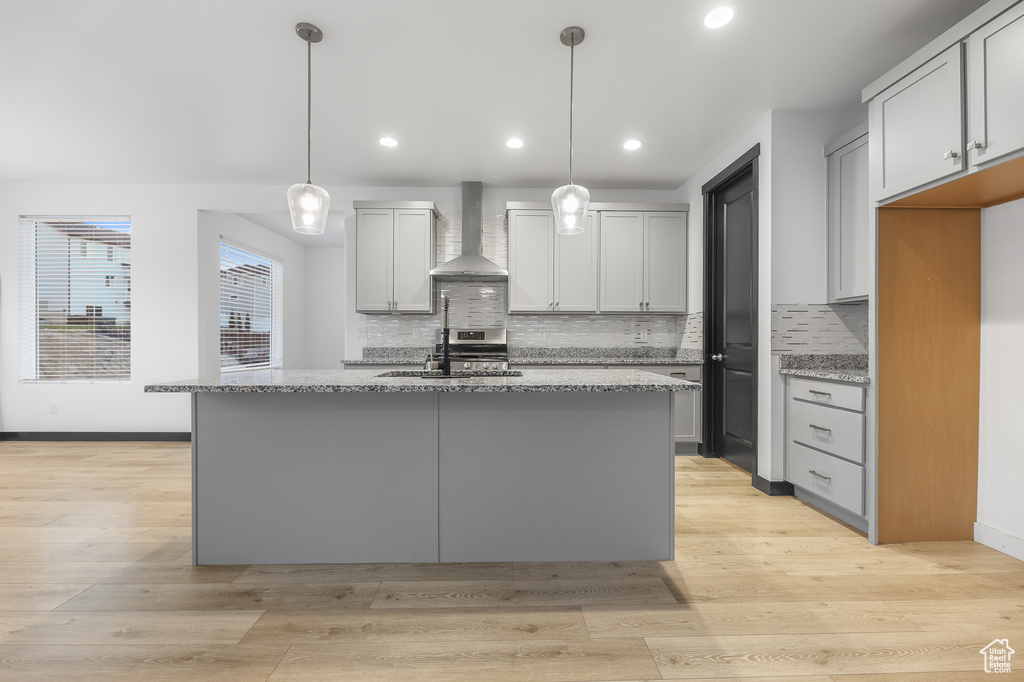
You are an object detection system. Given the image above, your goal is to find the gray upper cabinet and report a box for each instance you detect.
[827,125,869,302]
[870,43,965,201]
[600,211,687,314]
[507,209,598,313]
[967,2,1024,167]
[355,202,437,314]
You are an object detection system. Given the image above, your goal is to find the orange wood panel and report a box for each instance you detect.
[877,207,980,543]
[888,154,1024,208]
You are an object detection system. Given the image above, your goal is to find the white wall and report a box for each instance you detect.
[675,110,865,483]
[197,211,309,374]
[0,182,315,433]
[771,111,867,303]
[976,197,1024,560]
[1,180,682,434]
[305,247,347,368]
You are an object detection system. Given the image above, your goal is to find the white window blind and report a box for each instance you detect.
[19,216,132,382]
[220,241,283,371]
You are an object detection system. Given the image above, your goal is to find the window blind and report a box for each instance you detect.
[19,216,132,382]
[220,241,283,371]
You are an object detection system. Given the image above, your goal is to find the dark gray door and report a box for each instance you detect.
[703,147,758,474]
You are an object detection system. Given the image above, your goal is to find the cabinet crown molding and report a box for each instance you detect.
[505,202,688,213]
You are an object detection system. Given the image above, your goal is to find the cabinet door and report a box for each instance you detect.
[870,43,964,200]
[828,134,869,301]
[644,212,687,313]
[393,209,434,313]
[600,212,645,313]
[554,211,598,312]
[356,208,394,312]
[968,4,1024,167]
[638,365,702,443]
[508,210,555,312]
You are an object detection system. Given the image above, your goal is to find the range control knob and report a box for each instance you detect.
[463,362,471,369]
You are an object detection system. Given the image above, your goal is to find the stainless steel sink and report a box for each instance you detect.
[377,370,523,379]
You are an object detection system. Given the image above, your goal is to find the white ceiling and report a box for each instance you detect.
[1,0,988,192]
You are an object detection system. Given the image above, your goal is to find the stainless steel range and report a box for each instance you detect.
[425,328,509,371]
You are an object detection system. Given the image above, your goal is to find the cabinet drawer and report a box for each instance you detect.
[668,365,701,382]
[787,442,864,515]
[789,377,864,412]
[787,399,864,464]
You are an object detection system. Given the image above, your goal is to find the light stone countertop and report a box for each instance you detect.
[145,368,702,394]
[777,353,870,384]
[777,367,870,384]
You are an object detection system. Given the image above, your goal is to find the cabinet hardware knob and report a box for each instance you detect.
[967,140,985,151]
[809,424,832,433]
[555,302,559,308]
[809,469,832,481]
[808,389,831,397]
[711,353,723,361]
[943,149,960,160]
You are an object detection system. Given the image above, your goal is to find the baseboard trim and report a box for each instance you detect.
[1,432,191,443]
[975,522,1024,562]
[794,487,869,534]
[752,475,794,496]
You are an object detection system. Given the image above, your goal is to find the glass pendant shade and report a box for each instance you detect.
[288,182,330,235]
[551,183,590,235]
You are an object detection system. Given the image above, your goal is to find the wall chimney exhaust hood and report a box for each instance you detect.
[430,181,508,282]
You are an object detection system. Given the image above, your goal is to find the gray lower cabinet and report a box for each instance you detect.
[514,364,702,450]
[785,376,866,531]
[641,365,702,449]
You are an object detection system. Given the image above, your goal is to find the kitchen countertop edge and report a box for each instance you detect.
[145,368,702,394]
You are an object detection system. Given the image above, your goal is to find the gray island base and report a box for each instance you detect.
[146,369,699,565]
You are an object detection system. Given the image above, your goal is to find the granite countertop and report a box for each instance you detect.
[346,347,705,366]
[777,354,869,384]
[145,368,702,394]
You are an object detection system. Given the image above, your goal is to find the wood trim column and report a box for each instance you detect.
[877,207,980,543]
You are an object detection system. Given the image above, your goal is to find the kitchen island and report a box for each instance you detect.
[146,369,698,565]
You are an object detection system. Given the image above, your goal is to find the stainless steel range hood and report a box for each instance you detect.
[430,181,508,282]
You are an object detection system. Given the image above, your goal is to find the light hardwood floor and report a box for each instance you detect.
[0,441,1021,681]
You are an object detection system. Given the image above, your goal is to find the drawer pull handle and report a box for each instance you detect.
[670,372,687,378]
[809,469,832,481]
[808,389,831,397]
[809,424,832,433]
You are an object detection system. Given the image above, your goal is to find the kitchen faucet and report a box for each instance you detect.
[440,295,451,376]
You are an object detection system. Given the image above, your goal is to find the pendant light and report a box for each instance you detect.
[287,22,330,235]
[551,26,590,236]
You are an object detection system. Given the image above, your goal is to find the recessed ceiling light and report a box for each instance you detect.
[704,4,737,29]
[623,139,643,151]
[379,137,398,147]
[506,137,524,149]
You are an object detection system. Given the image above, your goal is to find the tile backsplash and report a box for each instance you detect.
[771,302,868,354]
[364,281,704,350]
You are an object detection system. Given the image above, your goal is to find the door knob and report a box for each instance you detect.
[711,353,723,361]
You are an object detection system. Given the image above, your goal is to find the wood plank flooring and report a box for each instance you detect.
[0,441,1021,681]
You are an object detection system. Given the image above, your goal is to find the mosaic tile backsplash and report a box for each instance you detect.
[771,302,868,354]
[364,280,704,350]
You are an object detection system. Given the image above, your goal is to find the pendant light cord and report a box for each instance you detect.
[306,36,312,185]
[568,41,575,185]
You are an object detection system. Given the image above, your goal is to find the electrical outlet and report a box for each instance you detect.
[539,329,546,340]
[357,328,367,340]
[412,328,420,339]
[49,402,58,414]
